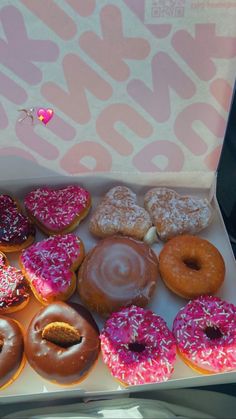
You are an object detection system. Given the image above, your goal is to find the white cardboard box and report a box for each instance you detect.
[0,173,235,403]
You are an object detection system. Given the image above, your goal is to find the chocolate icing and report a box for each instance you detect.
[25,302,100,385]
[0,317,24,388]
[78,235,159,317]
[0,195,35,245]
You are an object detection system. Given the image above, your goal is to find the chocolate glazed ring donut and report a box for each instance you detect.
[0,317,25,389]
[25,302,100,385]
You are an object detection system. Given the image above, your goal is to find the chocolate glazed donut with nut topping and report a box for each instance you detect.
[25,302,100,385]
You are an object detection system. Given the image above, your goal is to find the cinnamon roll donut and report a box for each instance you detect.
[77,236,159,317]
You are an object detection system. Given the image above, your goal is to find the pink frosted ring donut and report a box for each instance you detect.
[173,296,236,374]
[100,305,176,386]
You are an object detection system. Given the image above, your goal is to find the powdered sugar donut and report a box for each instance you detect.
[89,186,152,240]
[100,305,176,386]
[173,296,236,374]
[19,234,84,305]
[24,185,91,235]
[159,235,225,299]
[144,187,213,241]
[0,316,25,390]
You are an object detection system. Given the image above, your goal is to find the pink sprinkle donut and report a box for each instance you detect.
[24,185,91,235]
[19,234,85,305]
[100,305,176,386]
[173,296,236,374]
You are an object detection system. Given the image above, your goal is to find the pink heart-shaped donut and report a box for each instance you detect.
[20,234,84,305]
[24,185,91,235]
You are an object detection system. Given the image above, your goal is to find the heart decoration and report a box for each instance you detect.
[37,108,54,125]
[144,187,213,241]
[89,186,152,240]
[0,251,29,312]
[20,234,84,304]
[24,185,91,235]
[0,194,35,251]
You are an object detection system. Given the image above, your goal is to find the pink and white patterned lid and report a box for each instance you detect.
[0,0,235,179]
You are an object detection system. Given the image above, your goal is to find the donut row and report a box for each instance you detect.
[0,231,225,315]
[0,184,213,251]
[2,295,236,389]
[0,183,232,391]
[0,184,220,311]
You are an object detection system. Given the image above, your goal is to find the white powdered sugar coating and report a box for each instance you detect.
[144,187,213,241]
[89,186,152,240]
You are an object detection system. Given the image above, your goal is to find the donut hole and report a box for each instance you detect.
[204,326,223,340]
[182,257,201,271]
[128,342,146,353]
[42,321,82,349]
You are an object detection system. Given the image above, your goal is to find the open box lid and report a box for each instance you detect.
[0,0,236,185]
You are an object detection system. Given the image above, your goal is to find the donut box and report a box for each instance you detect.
[1,0,236,404]
[0,173,235,403]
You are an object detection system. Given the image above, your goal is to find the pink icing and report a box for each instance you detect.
[100,305,176,386]
[24,186,90,231]
[0,253,6,267]
[0,256,28,309]
[20,234,82,300]
[173,296,236,373]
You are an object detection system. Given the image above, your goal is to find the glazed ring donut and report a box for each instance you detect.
[173,296,236,374]
[0,316,25,389]
[159,235,225,299]
[25,302,100,385]
[100,305,176,386]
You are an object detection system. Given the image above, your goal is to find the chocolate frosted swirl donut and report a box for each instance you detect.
[77,236,159,317]
[25,302,100,385]
[0,317,25,389]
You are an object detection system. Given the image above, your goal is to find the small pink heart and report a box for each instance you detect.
[37,108,54,125]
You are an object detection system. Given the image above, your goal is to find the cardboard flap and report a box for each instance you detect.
[0,0,236,180]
